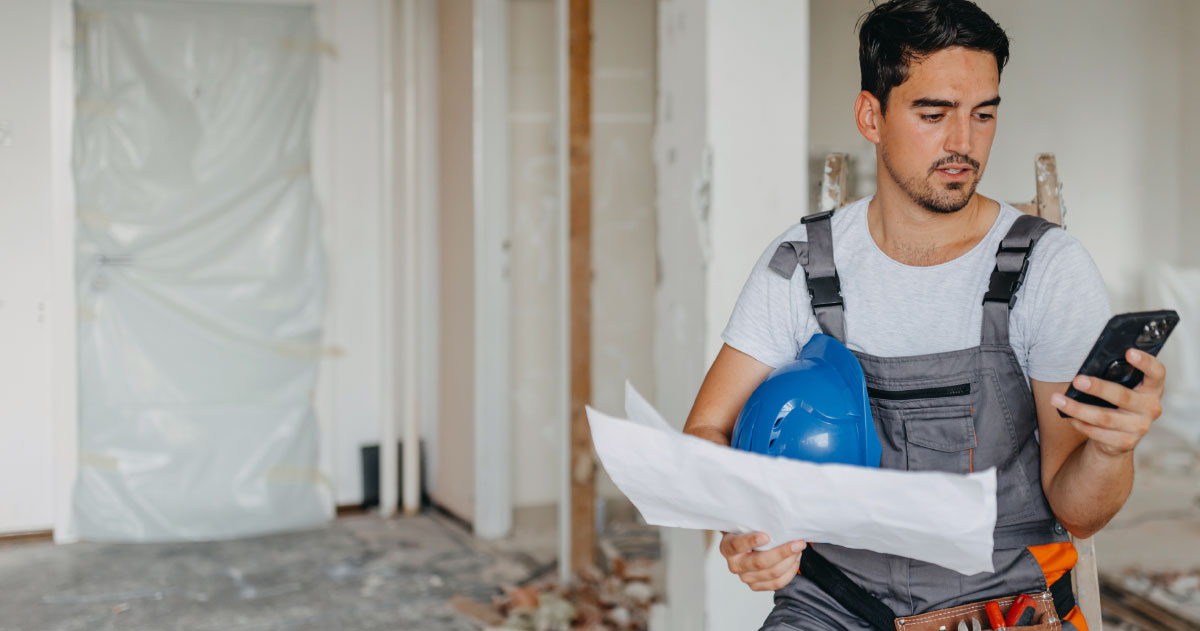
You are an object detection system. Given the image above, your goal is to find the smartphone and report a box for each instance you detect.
[1058,310,1180,417]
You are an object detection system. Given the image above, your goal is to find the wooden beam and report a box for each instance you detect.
[818,153,849,212]
[1073,536,1103,628]
[1034,153,1062,225]
[568,0,595,573]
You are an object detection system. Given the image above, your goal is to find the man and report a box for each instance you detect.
[681,1,1167,630]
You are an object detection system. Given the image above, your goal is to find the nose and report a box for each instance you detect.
[944,112,973,157]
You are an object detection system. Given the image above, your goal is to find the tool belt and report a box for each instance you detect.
[801,546,1076,631]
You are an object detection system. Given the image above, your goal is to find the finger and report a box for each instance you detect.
[1071,374,1136,411]
[748,557,802,592]
[745,540,806,572]
[740,551,801,585]
[1066,375,1160,420]
[1068,418,1140,454]
[1052,392,1150,434]
[724,532,767,557]
[1129,348,1166,394]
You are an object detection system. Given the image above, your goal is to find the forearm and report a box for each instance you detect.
[684,424,731,447]
[681,345,773,449]
[1044,439,1134,538]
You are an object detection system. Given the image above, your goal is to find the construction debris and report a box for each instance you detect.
[1101,572,1200,631]
[451,594,506,628]
[451,552,661,631]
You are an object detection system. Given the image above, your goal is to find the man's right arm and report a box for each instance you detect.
[682,344,775,446]
[684,343,807,592]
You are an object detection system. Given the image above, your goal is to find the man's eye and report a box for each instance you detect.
[975,113,995,121]
[921,113,944,122]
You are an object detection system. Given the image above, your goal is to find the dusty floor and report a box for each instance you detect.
[0,510,563,631]
[1095,423,1200,625]
[1,429,1192,631]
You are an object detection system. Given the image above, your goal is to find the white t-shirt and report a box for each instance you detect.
[721,196,1113,383]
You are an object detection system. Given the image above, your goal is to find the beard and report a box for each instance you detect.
[880,145,982,214]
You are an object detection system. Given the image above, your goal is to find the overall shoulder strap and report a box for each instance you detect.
[788,210,847,343]
[981,213,1056,345]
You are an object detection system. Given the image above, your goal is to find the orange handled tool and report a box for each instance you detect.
[1004,594,1036,627]
[985,601,1006,629]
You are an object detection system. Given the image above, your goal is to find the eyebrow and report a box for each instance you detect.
[911,96,1002,109]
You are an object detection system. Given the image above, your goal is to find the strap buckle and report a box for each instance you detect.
[983,243,1033,308]
[806,274,843,308]
[801,209,835,224]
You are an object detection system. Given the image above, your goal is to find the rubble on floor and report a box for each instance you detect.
[1095,425,1200,630]
[1108,569,1200,625]
[451,532,661,631]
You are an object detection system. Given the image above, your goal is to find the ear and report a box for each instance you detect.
[855,91,883,144]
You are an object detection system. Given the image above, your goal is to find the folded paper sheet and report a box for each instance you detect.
[585,382,999,576]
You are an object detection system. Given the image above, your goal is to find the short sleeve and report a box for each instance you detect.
[1015,230,1113,383]
[720,227,807,368]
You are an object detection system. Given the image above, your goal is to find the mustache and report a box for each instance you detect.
[929,154,981,173]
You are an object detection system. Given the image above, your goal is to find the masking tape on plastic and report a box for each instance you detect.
[281,38,338,59]
[77,207,112,229]
[75,99,118,116]
[272,341,345,359]
[267,466,334,493]
[78,450,120,471]
[287,163,311,179]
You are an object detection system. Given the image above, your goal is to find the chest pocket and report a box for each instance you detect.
[868,383,977,474]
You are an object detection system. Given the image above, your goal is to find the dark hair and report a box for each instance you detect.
[858,0,1009,113]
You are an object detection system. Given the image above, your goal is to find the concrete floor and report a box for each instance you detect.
[0,511,547,631]
[2,434,1191,631]
[1095,423,1200,623]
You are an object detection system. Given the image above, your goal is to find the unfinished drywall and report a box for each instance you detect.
[655,1,810,629]
[654,6,710,629]
[508,0,563,510]
[435,0,476,522]
[809,0,1191,312]
[507,0,657,508]
[590,0,658,503]
[0,0,57,534]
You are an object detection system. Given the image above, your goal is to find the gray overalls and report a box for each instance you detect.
[757,210,1084,631]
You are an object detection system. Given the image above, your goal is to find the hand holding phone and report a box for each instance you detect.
[1058,310,1179,418]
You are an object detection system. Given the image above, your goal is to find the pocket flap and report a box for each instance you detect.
[902,406,976,452]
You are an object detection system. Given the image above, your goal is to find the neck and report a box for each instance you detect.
[868,176,998,267]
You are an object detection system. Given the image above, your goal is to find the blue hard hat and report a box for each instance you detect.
[732,334,881,467]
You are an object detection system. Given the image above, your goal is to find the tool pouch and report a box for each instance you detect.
[893,590,1061,631]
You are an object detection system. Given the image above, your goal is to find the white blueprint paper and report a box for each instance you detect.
[587,382,999,576]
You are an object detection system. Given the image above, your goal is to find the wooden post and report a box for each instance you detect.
[1034,153,1063,225]
[568,0,595,573]
[818,153,849,212]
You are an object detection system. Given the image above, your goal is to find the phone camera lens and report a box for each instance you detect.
[1137,321,1166,345]
[1103,360,1136,382]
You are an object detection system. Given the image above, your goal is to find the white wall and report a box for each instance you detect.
[317,0,396,507]
[809,0,1195,312]
[507,0,657,508]
[0,1,58,534]
[655,1,809,629]
[1183,1,1200,269]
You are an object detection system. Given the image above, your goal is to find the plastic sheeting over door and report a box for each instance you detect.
[72,0,331,540]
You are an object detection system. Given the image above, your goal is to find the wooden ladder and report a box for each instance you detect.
[817,152,1102,629]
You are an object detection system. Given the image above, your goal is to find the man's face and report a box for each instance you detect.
[876,46,1000,214]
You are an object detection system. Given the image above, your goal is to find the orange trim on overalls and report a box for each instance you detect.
[1027,542,1088,631]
